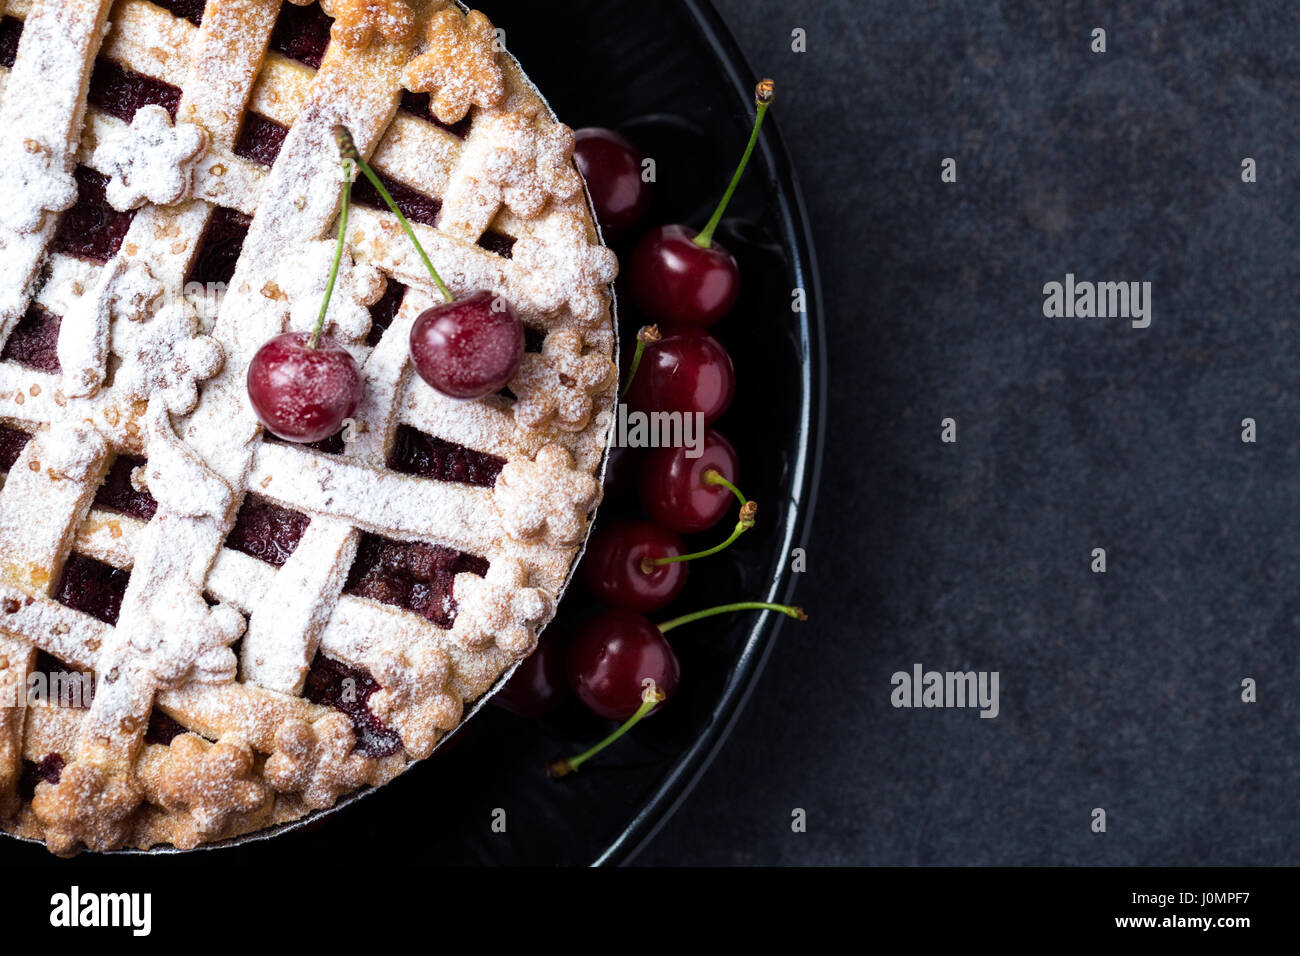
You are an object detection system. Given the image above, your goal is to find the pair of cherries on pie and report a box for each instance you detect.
[247,129,522,443]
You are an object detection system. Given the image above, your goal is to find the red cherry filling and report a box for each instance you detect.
[268,0,332,69]
[344,532,488,627]
[234,112,289,167]
[186,206,252,287]
[54,554,130,626]
[18,753,65,800]
[583,520,687,613]
[33,649,93,708]
[387,424,504,487]
[152,0,204,26]
[493,628,569,717]
[0,425,31,471]
[247,332,363,443]
[364,277,408,347]
[352,171,442,228]
[409,290,524,399]
[475,229,516,259]
[93,455,158,521]
[224,495,311,566]
[398,90,473,139]
[0,305,61,373]
[567,609,680,721]
[87,58,181,122]
[624,327,735,424]
[638,428,739,534]
[304,653,402,758]
[629,224,740,328]
[573,127,651,243]
[0,16,22,69]
[144,709,188,745]
[52,167,136,264]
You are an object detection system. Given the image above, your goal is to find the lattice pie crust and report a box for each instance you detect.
[0,0,616,854]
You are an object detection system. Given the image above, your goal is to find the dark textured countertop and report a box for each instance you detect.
[639,0,1300,865]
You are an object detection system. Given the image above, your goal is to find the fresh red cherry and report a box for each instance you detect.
[626,79,773,328]
[493,628,569,717]
[567,608,680,721]
[639,428,739,534]
[628,224,739,328]
[573,127,651,243]
[583,520,687,613]
[409,290,523,399]
[247,332,362,443]
[333,127,524,401]
[624,327,734,424]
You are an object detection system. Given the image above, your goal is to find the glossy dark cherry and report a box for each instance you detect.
[624,327,735,425]
[567,609,680,721]
[583,520,687,613]
[247,332,363,443]
[628,223,740,328]
[638,428,739,534]
[492,628,569,717]
[572,127,651,243]
[409,290,524,399]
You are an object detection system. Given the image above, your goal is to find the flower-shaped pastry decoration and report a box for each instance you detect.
[449,558,553,659]
[366,643,462,759]
[403,7,505,124]
[265,714,375,809]
[156,734,268,845]
[128,583,245,687]
[479,112,583,220]
[511,215,618,326]
[494,444,601,548]
[267,240,386,343]
[111,287,224,416]
[92,105,207,212]
[31,761,143,857]
[0,139,78,233]
[110,259,166,321]
[328,0,415,51]
[511,329,615,432]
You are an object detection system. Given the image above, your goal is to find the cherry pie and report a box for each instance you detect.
[0,0,616,854]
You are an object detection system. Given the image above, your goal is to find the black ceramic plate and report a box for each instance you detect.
[2,0,824,868]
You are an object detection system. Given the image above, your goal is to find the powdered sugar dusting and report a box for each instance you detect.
[92,105,207,211]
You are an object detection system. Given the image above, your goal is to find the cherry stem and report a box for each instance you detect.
[546,681,665,778]
[618,325,660,399]
[658,601,807,635]
[309,159,354,350]
[643,499,756,571]
[334,125,454,303]
[694,78,775,249]
[704,468,747,507]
